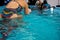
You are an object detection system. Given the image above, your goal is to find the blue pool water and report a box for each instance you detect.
[0,6,60,40]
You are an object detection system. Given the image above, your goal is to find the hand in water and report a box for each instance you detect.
[28,8,31,14]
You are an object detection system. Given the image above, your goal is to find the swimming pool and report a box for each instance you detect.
[0,6,60,40]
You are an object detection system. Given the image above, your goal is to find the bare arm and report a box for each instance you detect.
[16,0,30,14]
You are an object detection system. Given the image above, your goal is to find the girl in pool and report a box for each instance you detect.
[35,0,43,13]
[36,0,50,10]
[0,0,31,40]
[41,0,50,9]
[36,0,50,13]
[36,0,42,8]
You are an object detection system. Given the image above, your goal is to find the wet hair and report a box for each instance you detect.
[40,0,48,10]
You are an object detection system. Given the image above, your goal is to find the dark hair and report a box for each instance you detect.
[43,0,48,4]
